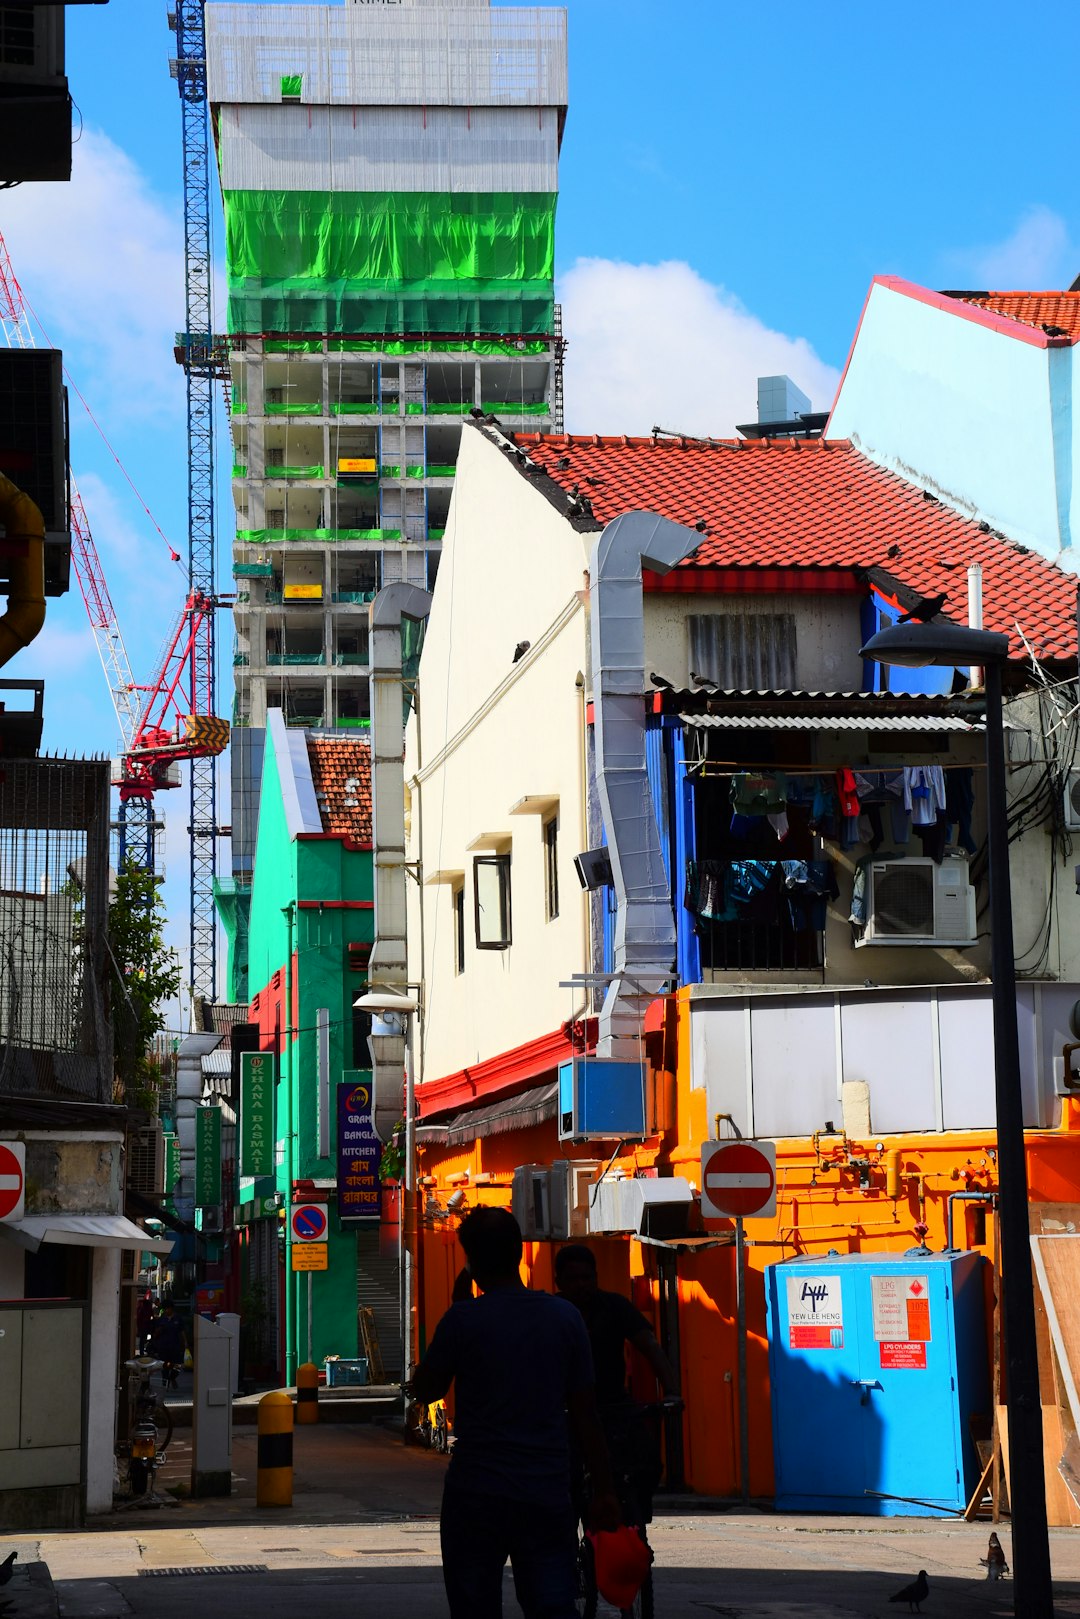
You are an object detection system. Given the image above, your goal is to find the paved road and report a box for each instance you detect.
[11,1426,1080,1618]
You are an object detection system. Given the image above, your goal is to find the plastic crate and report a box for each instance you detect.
[325,1357,368,1387]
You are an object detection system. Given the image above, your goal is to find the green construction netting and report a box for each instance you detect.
[224,191,556,336]
[428,464,456,477]
[331,401,379,414]
[232,464,248,477]
[406,465,426,479]
[269,465,324,478]
[428,528,446,540]
[329,338,550,356]
[265,338,322,352]
[281,75,303,100]
[380,464,401,478]
[482,401,550,415]
[236,527,399,544]
[265,401,321,415]
[426,402,474,415]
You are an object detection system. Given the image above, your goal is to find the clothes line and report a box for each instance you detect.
[689,760,988,774]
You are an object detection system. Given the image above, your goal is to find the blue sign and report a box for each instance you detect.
[337,1081,382,1220]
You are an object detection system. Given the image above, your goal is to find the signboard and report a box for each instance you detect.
[0,1140,25,1222]
[164,1132,180,1200]
[291,1202,328,1243]
[283,583,323,600]
[871,1274,931,1342]
[291,1243,328,1271]
[337,1080,382,1220]
[880,1340,927,1370]
[240,1050,275,1177]
[786,1273,844,1350]
[701,1139,777,1220]
[338,457,377,474]
[194,1105,222,1208]
[235,1193,282,1225]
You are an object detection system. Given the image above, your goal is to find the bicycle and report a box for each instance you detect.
[115,1356,174,1506]
[574,1398,682,1619]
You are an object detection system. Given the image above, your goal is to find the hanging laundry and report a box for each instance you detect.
[780,860,839,931]
[944,767,977,854]
[730,771,788,816]
[687,860,737,923]
[728,859,775,906]
[903,764,946,827]
[768,810,790,841]
[836,768,861,847]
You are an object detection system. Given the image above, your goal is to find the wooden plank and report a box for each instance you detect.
[964,1453,995,1521]
[1030,1235,1080,1434]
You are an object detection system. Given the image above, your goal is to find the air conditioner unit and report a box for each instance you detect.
[548,1159,602,1239]
[558,1058,647,1142]
[127,1121,165,1198]
[1064,771,1080,832]
[511,1164,551,1239]
[861,856,976,947]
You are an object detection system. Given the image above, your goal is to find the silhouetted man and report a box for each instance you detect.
[410,1207,617,1618]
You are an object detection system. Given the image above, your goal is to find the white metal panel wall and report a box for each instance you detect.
[217,103,560,193]
[207,5,568,109]
[841,994,938,1133]
[938,992,997,1129]
[751,996,838,1140]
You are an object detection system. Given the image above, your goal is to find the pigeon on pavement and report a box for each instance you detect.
[0,1553,15,1586]
[889,1569,929,1612]
[980,1533,1009,1580]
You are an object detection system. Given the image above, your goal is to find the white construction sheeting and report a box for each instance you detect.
[216,102,559,193]
[206,5,568,110]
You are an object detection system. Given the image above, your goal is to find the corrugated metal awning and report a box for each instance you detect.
[680,712,982,732]
[0,1213,174,1254]
[417,1080,558,1149]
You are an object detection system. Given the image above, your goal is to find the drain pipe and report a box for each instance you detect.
[589,510,701,1059]
[366,581,432,1141]
[0,473,46,666]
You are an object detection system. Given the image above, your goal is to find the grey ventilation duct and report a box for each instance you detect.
[367,581,432,1141]
[589,510,700,1059]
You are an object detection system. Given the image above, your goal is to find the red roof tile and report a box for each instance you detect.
[947,291,1080,340]
[305,735,372,844]
[512,434,1077,661]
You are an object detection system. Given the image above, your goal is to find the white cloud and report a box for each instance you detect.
[946,206,1075,289]
[557,258,840,438]
[1,127,186,422]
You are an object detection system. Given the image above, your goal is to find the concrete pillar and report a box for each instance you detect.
[85,1246,122,1514]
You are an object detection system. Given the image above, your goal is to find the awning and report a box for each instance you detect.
[680,711,981,732]
[0,1213,174,1255]
[417,1080,558,1148]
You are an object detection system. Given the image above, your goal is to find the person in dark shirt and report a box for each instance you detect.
[148,1302,186,1389]
[554,1245,678,1406]
[409,1207,618,1619]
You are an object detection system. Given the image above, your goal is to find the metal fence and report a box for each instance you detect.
[0,758,112,1102]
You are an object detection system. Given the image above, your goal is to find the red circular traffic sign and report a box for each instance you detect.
[291,1202,328,1242]
[0,1141,25,1221]
[701,1139,776,1220]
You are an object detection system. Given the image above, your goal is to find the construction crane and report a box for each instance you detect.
[0,231,229,874]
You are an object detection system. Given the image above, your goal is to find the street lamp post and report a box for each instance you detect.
[860,622,1053,1619]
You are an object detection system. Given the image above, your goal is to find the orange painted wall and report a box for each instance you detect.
[413,992,1080,1499]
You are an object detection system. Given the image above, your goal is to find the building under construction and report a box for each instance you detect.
[205,0,567,996]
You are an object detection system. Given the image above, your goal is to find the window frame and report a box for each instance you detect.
[452,882,466,974]
[543,813,559,922]
[473,852,512,950]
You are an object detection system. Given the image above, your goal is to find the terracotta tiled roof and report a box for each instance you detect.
[305,735,372,844]
[512,434,1077,661]
[947,291,1080,340]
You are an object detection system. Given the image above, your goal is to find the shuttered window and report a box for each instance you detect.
[688,613,797,690]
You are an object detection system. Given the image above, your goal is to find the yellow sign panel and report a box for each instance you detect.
[291,1243,328,1271]
[337,457,377,474]
[283,583,323,600]
[182,715,230,754]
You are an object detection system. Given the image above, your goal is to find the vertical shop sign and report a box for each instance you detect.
[195,1104,222,1208]
[337,1081,382,1219]
[241,1050,275,1177]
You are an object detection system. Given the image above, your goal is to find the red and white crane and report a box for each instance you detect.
[0,231,228,871]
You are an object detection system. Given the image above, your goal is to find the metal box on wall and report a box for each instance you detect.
[557,1057,646,1141]
[765,1250,989,1516]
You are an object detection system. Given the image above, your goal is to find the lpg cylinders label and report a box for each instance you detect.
[871,1274,932,1342]
[786,1273,844,1349]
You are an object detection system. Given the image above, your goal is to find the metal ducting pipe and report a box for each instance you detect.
[367,581,432,1141]
[0,472,46,667]
[589,509,701,1058]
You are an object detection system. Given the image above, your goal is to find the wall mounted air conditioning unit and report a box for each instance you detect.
[511,1164,551,1239]
[1064,771,1080,832]
[861,856,976,947]
[127,1121,165,1198]
[548,1159,602,1239]
[558,1057,647,1142]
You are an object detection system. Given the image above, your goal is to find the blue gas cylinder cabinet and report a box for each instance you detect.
[765,1250,989,1516]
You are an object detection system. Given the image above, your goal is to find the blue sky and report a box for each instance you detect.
[3,0,1077,1001]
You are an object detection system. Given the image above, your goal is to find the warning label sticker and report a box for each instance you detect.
[871,1274,931,1344]
[879,1340,927,1370]
[786,1274,843,1350]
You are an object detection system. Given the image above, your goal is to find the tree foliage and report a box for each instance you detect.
[109,861,181,1110]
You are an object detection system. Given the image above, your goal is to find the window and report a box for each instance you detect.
[453,883,466,974]
[474,853,511,950]
[543,815,559,921]
[688,612,797,690]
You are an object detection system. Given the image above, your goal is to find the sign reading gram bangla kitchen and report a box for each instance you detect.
[337,1080,382,1220]
[241,1050,276,1178]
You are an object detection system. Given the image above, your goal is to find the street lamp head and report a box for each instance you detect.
[860,622,1010,669]
[353,990,419,1015]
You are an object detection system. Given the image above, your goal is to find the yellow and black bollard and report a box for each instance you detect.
[296,1362,319,1425]
[256,1391,294,1507]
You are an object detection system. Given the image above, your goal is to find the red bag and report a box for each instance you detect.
[588,1525,653,1608]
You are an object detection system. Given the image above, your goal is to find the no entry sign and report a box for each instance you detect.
[0,1141,25,1222]
[291,1202,328,1243]
[701,1139,776,1221]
